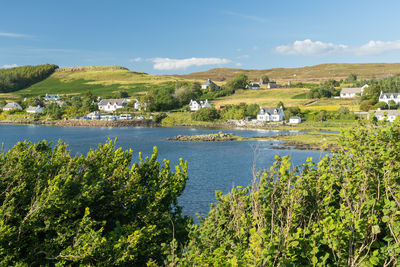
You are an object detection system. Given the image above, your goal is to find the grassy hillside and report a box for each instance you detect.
[211,88,361,112]
[13,66,188,97]
[174,63,400,83]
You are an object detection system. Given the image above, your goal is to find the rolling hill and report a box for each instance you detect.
[13,66,189,97]
[174,63,400,83]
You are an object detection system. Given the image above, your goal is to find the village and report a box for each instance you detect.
[1,76,399,126]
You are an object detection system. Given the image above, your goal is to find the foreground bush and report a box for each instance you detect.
[0,140,190,266]
[171,121,400,266]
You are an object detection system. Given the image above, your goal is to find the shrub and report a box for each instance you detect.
[191,108,220,121]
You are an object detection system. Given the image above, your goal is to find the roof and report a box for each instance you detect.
[375,110,400,116]
[251,83,260,87]
[26,106,41,112]
[202,79,216,86]
[98,99,127,106]
[258,107,282,115]
[380,93,400,99]
[3,102,21,109]
[341,87,362,94]
[290,116,301,120]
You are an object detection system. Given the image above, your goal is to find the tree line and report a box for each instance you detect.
[0,64,58,93]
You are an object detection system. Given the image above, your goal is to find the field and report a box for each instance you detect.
[11,66,191,98]
[175,63,400,83]
[211,88,310,107]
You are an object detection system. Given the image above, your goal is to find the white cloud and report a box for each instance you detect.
[0,32,29,38]
[151,57,231,70]
[274,39,348,56]
[274,39,400,56]
[252,45,259,51]
[130,57,143,62]
[2,64,18,69]
[235,63,242,67]
[357,40,400,56]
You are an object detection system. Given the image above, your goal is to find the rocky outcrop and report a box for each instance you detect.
[167,132,239,141]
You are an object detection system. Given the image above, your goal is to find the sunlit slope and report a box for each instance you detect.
[175,63,400,83]
[17,66,187,97]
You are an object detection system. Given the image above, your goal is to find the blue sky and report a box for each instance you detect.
[2,0,400,74]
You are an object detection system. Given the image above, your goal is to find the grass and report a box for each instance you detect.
[162,112,216,125]
[211,88,310,107]
[300,98,361,112]
[14,67,187,97]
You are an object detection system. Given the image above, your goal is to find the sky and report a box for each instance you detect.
[2,0,400,74]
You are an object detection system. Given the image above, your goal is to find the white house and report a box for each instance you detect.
[374,109,400,122]
[289,116,302,124]
[189,99,212,111]
[26,105,43,114]
[98,99,129,112]
[201,79,219,90]
[257,106,285,122]
[2,102,22,111]
[340,84,368,98]
[44,94,60,101]
[86,111,102,120]
[267,81,277,89]
[379,91,400,105]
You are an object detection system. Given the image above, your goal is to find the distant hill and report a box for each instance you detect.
[16,66,185,97]
[174,63,400,83]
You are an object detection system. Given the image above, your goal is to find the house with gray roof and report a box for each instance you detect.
[374,109,400,122]
[26,105,43,114]
[98,99,129,112]
[379,91,400,105]
[2,102,22,111]
[189,99,212,111]
[257,106,285,122]
[201,79,219,90]
[340,84,368,98]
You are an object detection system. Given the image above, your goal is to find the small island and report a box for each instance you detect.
[167,131,339,151]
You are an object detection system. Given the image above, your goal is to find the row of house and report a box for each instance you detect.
[0,102,44,114]
[201,79,277,91]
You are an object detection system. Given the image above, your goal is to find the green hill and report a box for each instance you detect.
[15,66,187,97]
[174,63,400,83]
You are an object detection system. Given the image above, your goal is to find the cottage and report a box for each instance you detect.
[249,83,260,89]
[2,102,22,111]
[26,105,43,114]
[257,106,285,122]
[374,109,400,122]
[267,81,277,89]
[201,79,219,90]
[340,84,368,98]
[379,91,400,105]
[289,116,301,124]
[98,99,129,112]
[44,94,61,101]
[189,99,212,111]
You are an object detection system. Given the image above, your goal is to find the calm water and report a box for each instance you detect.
[0,124,325,221]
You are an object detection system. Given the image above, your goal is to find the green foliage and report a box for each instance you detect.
[261,75,269,84]
[220,103,259,120]
[191,108,220,121]
[172,121,400,266]
[0,140,190,266]
[152,112,167,123]
[0,64,58,93]
[44,103,63,120]
[226,74,250,91]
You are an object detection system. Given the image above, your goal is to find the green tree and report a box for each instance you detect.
[261,75,269,84]
[0,140,190,266]
[44,102,63,120]
[346,73,358,83]
[192,108,220,121]
[172,120,400,266]
[226,74,249,90]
